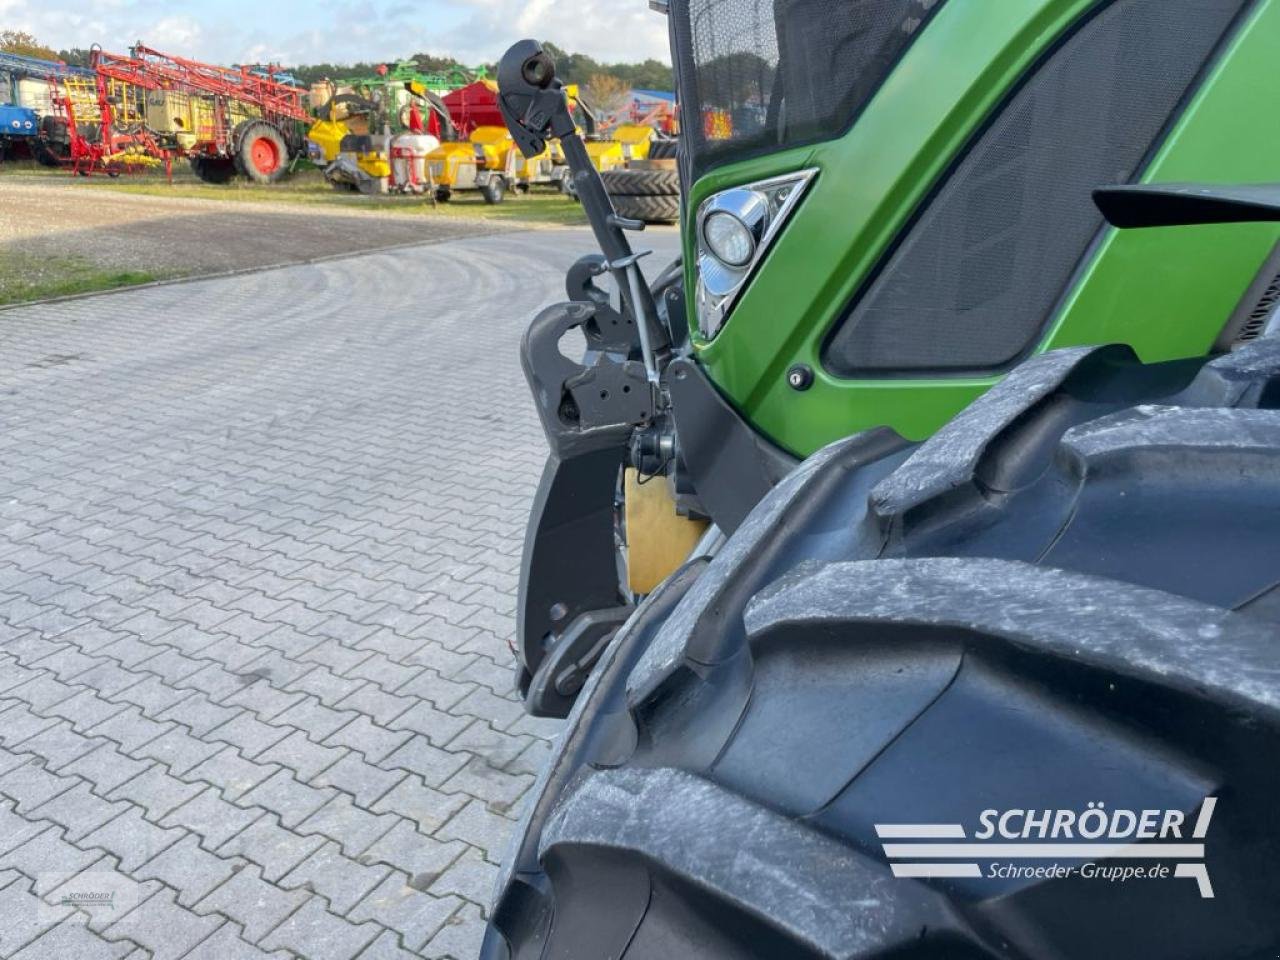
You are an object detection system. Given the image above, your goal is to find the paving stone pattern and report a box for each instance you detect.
[0,229,680,959]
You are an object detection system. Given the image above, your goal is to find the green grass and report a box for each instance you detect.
[7,162,590,226]
[0,253,172,306]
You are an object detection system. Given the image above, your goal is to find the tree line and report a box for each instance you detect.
[0,31,672,93]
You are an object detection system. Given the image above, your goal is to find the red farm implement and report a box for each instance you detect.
[44,67,171,177]
[91,43,310,183]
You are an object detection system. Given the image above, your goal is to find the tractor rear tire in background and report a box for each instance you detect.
[647,137,678,160]
[481,177,506,204]
[234,120,289,184]
[189,156,237,184]
[485,338,1280,959]
[600,167,679,196]
[608,191,679,224]
[34,117,69,167]
[32,140,65,168]
[603,166,680,223]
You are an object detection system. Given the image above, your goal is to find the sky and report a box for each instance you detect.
[2,0,672,68]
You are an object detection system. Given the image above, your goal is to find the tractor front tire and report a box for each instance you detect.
[189,156,237,184]
[235,121,289,184]
[481,177,506,205]
[485,338,1280,960]
[435,186,452,203]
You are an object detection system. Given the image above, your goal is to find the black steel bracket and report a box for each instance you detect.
[667,357,798,533]
[515,299,653,712]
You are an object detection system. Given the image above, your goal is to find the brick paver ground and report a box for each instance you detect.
[0,227,680,959]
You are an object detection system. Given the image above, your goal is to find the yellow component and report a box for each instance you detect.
[144,88,258,144]
[469,124,513,170]
[307,117,350,163]
[101,150,163,167]
[469,125,511,146]
[623,468,709,596]
[426,141,478,187]
[613,123,654,160]
[704,108,733,140]
[585,138,626,173]
[356,152,391,178]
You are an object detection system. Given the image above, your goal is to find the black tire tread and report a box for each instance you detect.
[609,192,679,224]
[647,138,678,160]
[600,168,680,196]
[488,338,1280,960]
[189,156,237,184]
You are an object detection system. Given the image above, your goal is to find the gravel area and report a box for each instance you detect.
[0,180,506,278]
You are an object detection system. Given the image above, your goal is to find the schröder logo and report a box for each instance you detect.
[877,797,1217,898]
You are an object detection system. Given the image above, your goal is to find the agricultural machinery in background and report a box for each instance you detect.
[1,42,310,181]
[42,59,169,176]
[0,50,162,174]
[422,78,674,205]
[3,41,682,202]
[306,71,455,196]
[1,52,76,162]
[92,44,309,183]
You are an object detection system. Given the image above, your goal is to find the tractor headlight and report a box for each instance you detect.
[703,210,755,267]
[694,168,817,340]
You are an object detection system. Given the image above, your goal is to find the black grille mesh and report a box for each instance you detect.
[824,0,1248,376]
[1236,271,1280,344]
[674,0,945,179]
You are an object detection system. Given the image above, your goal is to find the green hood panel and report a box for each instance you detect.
[687,0,1280,455]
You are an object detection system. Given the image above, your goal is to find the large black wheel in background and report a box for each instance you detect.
[609,192,679,224]
[233,120,289,184]
[485,337,1280,960]
[34,117,69,167]
[189,156,237,184]
[647,137,678,160]
[599,167,679,196]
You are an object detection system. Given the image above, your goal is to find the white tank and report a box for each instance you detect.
[16,78,53,114]
[390,133,440,190]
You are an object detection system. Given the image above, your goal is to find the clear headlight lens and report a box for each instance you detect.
[703,211,755,267]
[693,169,818,340]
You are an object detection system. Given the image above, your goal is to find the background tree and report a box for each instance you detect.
[0,30,58,59]
[284,43,673,92]
[696,51,773,109]
[583,72,631,113]
[56,48,93,68]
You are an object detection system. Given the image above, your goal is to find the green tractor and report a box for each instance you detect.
[485,1,1280,956]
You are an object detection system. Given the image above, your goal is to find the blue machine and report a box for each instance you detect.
[0,104,38,138]
[0,51,91,156]
[0,50,93,80]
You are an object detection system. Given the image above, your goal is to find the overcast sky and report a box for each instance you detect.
[3,0,672,67]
